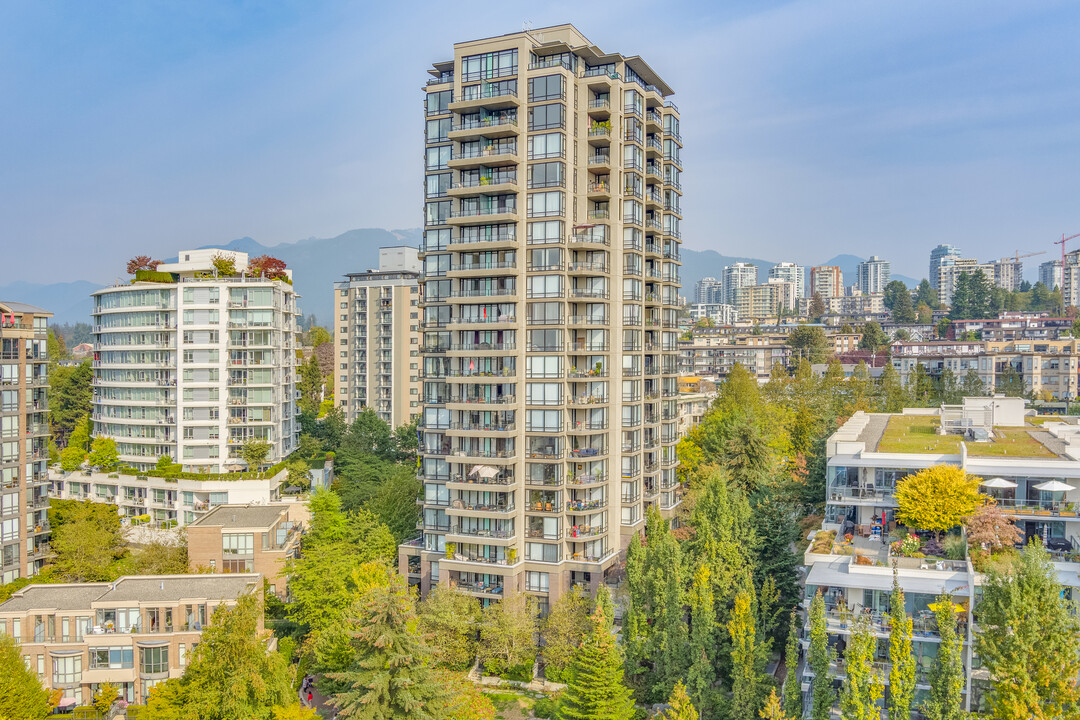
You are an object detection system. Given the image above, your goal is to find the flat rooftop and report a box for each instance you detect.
[0,574,260,612]
[189,504,288,529]
[872,414,1058,458]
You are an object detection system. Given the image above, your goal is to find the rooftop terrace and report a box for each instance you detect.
[875,415,1058,458]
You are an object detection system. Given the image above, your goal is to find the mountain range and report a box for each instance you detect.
[0,229,918,326]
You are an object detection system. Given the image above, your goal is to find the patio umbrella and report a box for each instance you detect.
[1033,480,1075,492]
[980,477,1018,489]
[469,465,499,479]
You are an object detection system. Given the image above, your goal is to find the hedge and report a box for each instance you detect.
[133,269,177,283]
[118,459,288,482]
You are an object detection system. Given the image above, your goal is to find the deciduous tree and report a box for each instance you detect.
[417,586,480,670]
[922,595,964,720]
[729,589,763,720]
[480,592,537,676]
[126,255,161,274]
[663,680,700,720]
[895,466,981,536]
[541,586,592,683]
[760,689,792,720]
[0,634,51,719]
[49,499,127,582]
[964,501,1022,552]
[888,577,916,720]
[240,438,271,474]
[685,564,718,713]
[808,592,835,720]
[840,616,883,720]
[87,436,119,471]
[782,610,802,720]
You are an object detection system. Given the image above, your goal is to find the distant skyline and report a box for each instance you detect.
[2,1,1078,285]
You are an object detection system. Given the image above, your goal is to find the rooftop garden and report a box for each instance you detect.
[128,253,291,284]
[877,415,1056,458]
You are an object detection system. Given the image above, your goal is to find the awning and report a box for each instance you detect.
[469,465,499,479]
[58,698,77,708]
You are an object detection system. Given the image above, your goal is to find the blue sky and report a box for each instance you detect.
[2,0,1078,284]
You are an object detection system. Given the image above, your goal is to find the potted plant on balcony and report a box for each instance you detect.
[507,548,517,564]
[445,542,456,560]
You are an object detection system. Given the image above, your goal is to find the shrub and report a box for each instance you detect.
[943,534,967,560]
[892,533,923,557]
[854,554,872,566]
[533,696,560,719]
[922,537,945,557]
[133,269,175,283]
[810,529,836,554]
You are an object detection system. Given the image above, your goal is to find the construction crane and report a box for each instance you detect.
[1013,250,1046,263]
[1054,232,1080,315]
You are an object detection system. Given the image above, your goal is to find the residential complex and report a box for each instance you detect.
[686,302,739,326]
[810,265,843,298]
[693,276,723,305]
[803,398,1080,715]
[0,573,262,706]
[935,257,995,306]
[187,504,304,598]
[91,250,301,473]
[991,256,1023,292]
[1040,259,1063,291]
[856,255,890,295]
[768,262,805,300]
[0,301,52,585]
[407,24,683,606]
[798,293,886,320]
[722,263,757,305]
[48,467,292,527]
[733,281,795,319]
[1063,249,1080,310]
[946,312,1072,342]
[333,246,423,428]
[928,243,962,290]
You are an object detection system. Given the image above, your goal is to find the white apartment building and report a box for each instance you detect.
[936,258,995,306]
[768,262,805,299]
[1040,259,1063,291]
[856,255,890,295]
[694,277,723,305]
[334,247,423,428]
[929,244,962,290]
[91,249,300,473]
[687,303,739,325]
[722,263,758,306]
[405,24,683,607]
[810,266,844,299]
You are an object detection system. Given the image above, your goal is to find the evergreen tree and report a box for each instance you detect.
[891,290,917,323]
[977,541,1080,719]
[922,595,964,720]
[646,508,689,702]
[840,616,882,720]
[558,607,635,720]
[331,573,447,720]
[686,564,718,714]
[622,533,650,691]
[808,592,835,720]
[663,681,700,720]
[888,578,916,720]
[782,610,802,720]
[959,369,985,397]
[729,589,763,720]
[915,279,938,309]
[809,293,827,321]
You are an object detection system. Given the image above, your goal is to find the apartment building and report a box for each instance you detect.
[810,266,843,298]
[936,257,995,306]
[722,263,757,306]
[991,257,1023,292]
[694,277,723,305]
[856,256,890,295]
[334,247,423,428]
[0,573,261,706]
[1062,250,1080,310]
[948,312,1072,342]
[803,399,1080,715]
[678,333,791,383]
[48,467,291,527]
[768,262,804,299]
[686,302,739,326]
[187,504,304,598]
[733,282,793,320]
[798,293,886,319]
[91,250,300,473]
[1040,259,1063,291]
[407,24,683,607]
[0,302,52,585]
[929,244,963,290]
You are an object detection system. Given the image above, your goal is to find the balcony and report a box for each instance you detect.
[449,87,520,112]
[448,116,519,141]
[447,147,519,171]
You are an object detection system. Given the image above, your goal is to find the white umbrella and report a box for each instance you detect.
[1033,480,1075,492]
[981,477,1018,489]
[469,465,499,479]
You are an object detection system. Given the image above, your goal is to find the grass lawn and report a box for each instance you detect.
[484,691,537,720]
[878,415,1056,457]
[1028,416,1063,425]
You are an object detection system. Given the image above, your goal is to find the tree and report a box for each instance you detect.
[59,442,86,471]
[131,539,189,575]
[996,364,1027,398]
[297,355,324,416]
[729,589,763,720]
[808,591,835,720]
[964,501,1022,552]
[330,572,447,720]
[305,325,332,348]
[663,681,700,720]
[959,369,985,397]
[557,607,635,720]
[892,291,916,324]
[759,690,792,720]
[787,326,831,365]
[976,541,1080,719]
[0,634,51,719]
[782,611,802,720]
[895,466,982,536]
[840,616,883,720]
[49,499,127,581]
[93,682,121,714]
[542,586,593,683]
[286,458,312,492]
[916,303,934,324]
[915,279,938,309]
[144,594,297,719]
[888,577,916,720]
[345,465,421,544]
[922,595,964,720]
[809,292,827,321]
[480,592,537,676]
[685,564,718,713]
[240,438,271,474]
[211,252,237,276]
[87,436,119,471]
[344,409,399,460]
[858,322,889,351]
[417,586,480,670]
[249,255,288,280]
[882,280,909,310]
[440,673,497,720]
[126,255,161,274]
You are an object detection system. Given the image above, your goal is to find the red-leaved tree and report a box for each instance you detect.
[249,255,287,279]
[126,256,161,274]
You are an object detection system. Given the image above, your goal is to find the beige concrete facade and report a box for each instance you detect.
[406,24,683,609]
[334,258,423,428]
[187,504,304,598]
[810,266,843,298]
[0,574,261,705]
[0,301,52,585]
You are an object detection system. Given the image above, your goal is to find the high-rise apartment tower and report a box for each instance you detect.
[408,24,683,606]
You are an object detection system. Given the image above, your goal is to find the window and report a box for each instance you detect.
[527,191,563,218]
[528,74,564,102]
[426,90,452,116]
[90,647,134,669]
[527,220,563,244]
[529,103,564,131]
[140,646,169,674]
[461,49,517,81]
[426,173,451,198]
[526,542,559,563]
[526,571,549,592]
[425,146,451,170]
[527,132,563,160]
[528,161,564,189]
[52,655,81,685]
[526,382,561,406]
[426,117,451,142]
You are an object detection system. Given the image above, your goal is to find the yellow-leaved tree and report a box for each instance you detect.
[895,465,982,536]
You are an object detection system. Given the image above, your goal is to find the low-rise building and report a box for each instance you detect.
[187,504,304,598]
[948,312,1072,342]
[0,573,262,706]
[802,399,1080,715]
[686,303,739,325]
[49,466,290,527]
